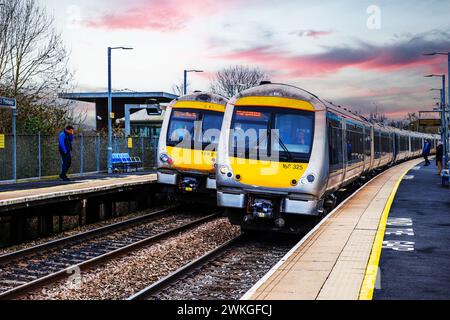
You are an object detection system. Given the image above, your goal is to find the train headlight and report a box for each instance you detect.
[300,174,316,185]
[160,153,173,165]
[219,166,229,175]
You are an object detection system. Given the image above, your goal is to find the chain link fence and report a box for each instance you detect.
[0,133,159,182]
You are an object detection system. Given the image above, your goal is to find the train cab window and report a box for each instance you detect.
[231,110,270,159]
[167,109,223,149]
[327,114,343,172]
[230,107,314,162]
[167,110,199,146]
[273,113,313,156]
[202,112,223,144]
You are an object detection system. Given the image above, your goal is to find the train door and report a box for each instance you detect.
[393,133,399,161]
[363,126,372,172]
[327,112,344,190]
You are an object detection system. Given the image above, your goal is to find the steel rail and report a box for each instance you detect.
[0,212,220,300]
[0,205,179,265]
[128,234,244,300]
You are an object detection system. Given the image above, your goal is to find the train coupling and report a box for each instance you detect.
[251,199,274,219]
[179,177,199,193]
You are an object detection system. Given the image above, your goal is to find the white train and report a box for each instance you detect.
[216,82,439,233]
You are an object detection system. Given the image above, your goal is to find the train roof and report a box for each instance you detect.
[232,82,327,112]
[234,82,439,140]
[173,91,228,106]
[234,82,369,122]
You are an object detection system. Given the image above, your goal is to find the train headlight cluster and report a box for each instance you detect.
[160,153,173,165]
[219,165,234,178]
[219,166,229,175]
[300,174,316,185]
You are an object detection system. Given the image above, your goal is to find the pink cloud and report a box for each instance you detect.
[214,43,447,78]
[291,29,333,39]
[84,0,236,32]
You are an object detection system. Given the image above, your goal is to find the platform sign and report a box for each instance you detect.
[0,97,16,109]
[0,134,4,149]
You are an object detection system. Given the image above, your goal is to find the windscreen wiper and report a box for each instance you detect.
[273,131,294,162]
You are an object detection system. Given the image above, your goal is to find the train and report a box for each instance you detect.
[157,91,228,195]
[215,82,439,233]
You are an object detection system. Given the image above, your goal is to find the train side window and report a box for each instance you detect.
[346,122,364,164]
[381,132,390,155]
[327,115,343,172]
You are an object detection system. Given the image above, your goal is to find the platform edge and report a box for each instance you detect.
[358,161,420,300]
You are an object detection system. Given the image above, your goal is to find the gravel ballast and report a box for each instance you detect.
[25,218,240,300]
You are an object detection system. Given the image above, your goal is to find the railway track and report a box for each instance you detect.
[129,233,298,300]
[0,206,221,300]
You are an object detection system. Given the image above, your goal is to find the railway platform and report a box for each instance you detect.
[0,172,157,212]
[243,157,449,300]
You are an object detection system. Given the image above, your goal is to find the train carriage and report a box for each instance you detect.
[157,92,228,195]
[216,82,438,233]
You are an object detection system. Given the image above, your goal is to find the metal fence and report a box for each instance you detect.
[0,133,159,182]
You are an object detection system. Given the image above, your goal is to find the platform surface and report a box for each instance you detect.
[0,173,157,208]
[374,162,450,300]
[244,158,423,300]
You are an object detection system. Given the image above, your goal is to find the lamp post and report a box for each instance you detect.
[425,75,447,164]
[107,46,133,174]
[424,52,450,166]
[183,70,204,95]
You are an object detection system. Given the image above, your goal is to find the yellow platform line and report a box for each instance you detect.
[358,161,419,300]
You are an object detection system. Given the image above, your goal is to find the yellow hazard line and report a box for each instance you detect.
[359,161,419,300]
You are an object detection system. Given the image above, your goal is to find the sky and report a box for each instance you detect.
[42,0,450,120]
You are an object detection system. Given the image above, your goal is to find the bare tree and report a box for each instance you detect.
[369,111,388,125]
[0,0,83,134]
[209,65,268,98]
[171,80,188,97]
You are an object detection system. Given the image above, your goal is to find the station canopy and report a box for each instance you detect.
[60,91,178,130]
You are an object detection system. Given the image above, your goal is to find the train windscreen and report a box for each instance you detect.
[167,109,223,149]
[230,107,314,163]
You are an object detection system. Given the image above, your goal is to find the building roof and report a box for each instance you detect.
[60,91,178,103]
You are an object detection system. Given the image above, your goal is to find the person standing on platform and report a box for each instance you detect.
[58,125,74,181]
[436,142,443,175]
[422,140,431,166]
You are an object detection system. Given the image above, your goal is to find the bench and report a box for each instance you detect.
[112,153,142,173]
[442,169,450,187]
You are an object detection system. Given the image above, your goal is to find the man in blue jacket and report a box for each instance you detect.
[422,140,431,166]
[59,126,74,181]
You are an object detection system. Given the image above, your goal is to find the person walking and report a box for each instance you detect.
[436,142,444,175]
[422,140,431,166]
[59,125,74,181]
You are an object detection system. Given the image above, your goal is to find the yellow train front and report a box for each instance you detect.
[157,92,228,196]
[216,82,326,233]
